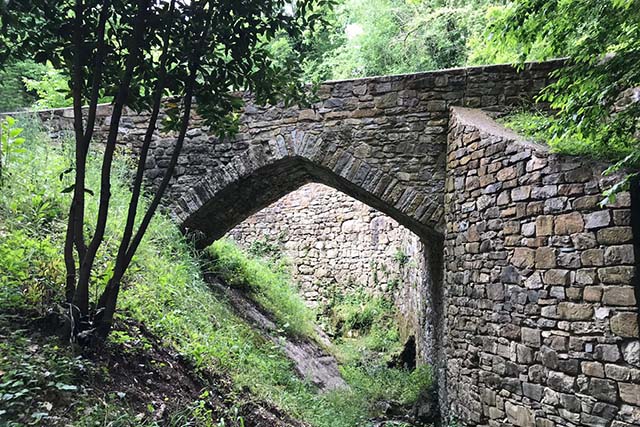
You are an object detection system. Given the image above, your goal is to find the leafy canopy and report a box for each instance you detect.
[481,0,640,192]
[0,0,330,133]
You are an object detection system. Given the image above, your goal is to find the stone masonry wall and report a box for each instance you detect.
[225,183,428,358]
[226,183,421,307]
[17,60,565,246]
[445,107,639,427]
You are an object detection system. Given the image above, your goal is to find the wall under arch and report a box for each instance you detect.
[225,182,431,361]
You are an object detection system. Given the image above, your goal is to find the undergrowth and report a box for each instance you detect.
[499,110,634,162]
[0,115,432,427]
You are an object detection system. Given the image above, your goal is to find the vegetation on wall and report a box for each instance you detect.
[483,0,639,194]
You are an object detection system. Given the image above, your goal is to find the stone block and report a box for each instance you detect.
[597,227,633,245]
[598,266,635,284]
[486,282,505,301]
[522,327,541,347]
[584,211,611,229]
[512,186,532,201]
[588,378,618,403]
[610,312,639,337]
[583,286,603,302]
[555,212,584,235]
[619,383,640,406]
[548,370,575,393]
[622,341,640,367]
[571,232,597,249]
[557,302,593,320]
[535,247,557,269]
[576,268,598,285]
[604,245,634,265]
[581,361,605,378]
[581,249,604,267]
[512,247,535,269]
[505,401,535,427]
[536,215,554,236]
[544,269,571,286]
[595,344,621,362]
[602,287,637,306]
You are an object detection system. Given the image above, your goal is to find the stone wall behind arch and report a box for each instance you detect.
[226,182,431,359]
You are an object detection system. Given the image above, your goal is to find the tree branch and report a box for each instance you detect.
[64,0,86,302]
[73,0,151,315]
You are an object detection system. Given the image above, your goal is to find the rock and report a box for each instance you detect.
[595,344,621,362]
[535,247,557,269]
[610,313,639,337]
[581,249,604,267]
[588,378,618,403]
[581,361,605,378]
[622,341,640,367]
[558,302,593,320]
[597,227,633,245]
[584,211,611,229]
[572,232,597,249]
[522,327,541,347]
[555,212,585,235]
[548,370,575,393]
[505,401,535,427]
[501,265,521,284]
[544,269,571,286]
[487,282,505,301]
[602,287,637,306]
[536,215,554,236]
[604,245,634,265]
[598,266,635,284]
[512,248,535,269]
[619,383,640,406]
[583,286,603,302]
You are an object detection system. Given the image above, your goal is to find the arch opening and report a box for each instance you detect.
[187,160,447,423]
[178,155,443,249]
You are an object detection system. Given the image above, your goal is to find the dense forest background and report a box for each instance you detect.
[0,0,521,111]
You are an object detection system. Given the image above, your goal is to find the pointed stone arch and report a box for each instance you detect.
[173,128,445,248]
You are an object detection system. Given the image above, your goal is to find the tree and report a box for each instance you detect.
[480,0,640,195]
[0,0,330,342]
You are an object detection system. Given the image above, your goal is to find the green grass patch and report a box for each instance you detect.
[206,239,316,338]
[499,110,634,162]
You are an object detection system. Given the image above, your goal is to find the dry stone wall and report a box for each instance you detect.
[225,182,429,358]
[226,182,420,306]
[445,107,639,427]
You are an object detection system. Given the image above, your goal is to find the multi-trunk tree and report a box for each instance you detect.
[0,0,329,342]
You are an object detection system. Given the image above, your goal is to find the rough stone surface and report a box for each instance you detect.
[445,107,638,426]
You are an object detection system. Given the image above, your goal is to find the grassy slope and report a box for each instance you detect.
[0,116,430,427]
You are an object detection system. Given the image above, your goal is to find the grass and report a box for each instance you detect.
[499,110,634,162]
[0,114,433,427]
[205,239,316,338]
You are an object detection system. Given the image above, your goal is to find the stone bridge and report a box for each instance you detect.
[32,60,640,427]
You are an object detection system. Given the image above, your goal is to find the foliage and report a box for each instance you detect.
[276,0,504,81]
[325,288,402,365]
[0,318,86,425]
[0,60,48,112]
[206,239,316,338]
[0,0,332,340]
[0,116,26,180]
[480,0,640,193]
[23,66,73,109]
